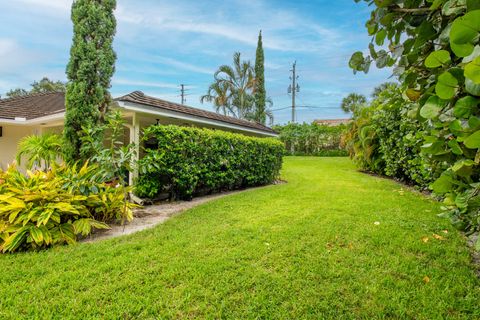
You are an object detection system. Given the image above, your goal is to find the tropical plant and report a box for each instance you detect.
[200,81,235,116]
[350,1,480,236]
[371,82,397,99]
[202,52,255,119]
[344,84,432,187]
[16,133,63,170]
[274,122,347,156]
[0,162,135,253]
[340,93,367,114]
[80,110,135,184]
[136,125,284,200]
[64,0,117,163]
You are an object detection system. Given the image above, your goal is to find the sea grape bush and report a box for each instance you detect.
[273,123,348,156]
[344,84,434,187]
[350,0,480,237]
[135,125,284,199]
[0,163,135,253]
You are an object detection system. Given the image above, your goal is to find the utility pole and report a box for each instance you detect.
[180,84,187,105]
[288,61,300,123]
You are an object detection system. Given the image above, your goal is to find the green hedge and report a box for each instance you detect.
[135,125,284,199]
[273,123,347,156]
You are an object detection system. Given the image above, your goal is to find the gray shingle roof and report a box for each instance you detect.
[0,91,276,135]
[0,92,65,120]
[116,91,276,134]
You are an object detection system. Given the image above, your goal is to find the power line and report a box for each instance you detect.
[271,105,339,112]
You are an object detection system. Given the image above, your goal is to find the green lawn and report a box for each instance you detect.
[1,157,479,319]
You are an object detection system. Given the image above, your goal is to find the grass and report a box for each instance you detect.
[1,157,479,319]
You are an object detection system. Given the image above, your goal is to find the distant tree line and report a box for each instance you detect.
[2,77,66,99]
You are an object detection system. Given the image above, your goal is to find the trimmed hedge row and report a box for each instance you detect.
[273,123,347,156]
[135,125,284,199]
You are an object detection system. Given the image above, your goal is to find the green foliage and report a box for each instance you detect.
[344,84,432,187]
[5,88,28,98]
[4,77,65,98]
[340,93,367,114]
[254,30,267,124]
[64,0,117,163]
[274,122,347,156]
[0,162,134,253]
[80,110,135,184]
[201,52,255,118]
[351,1,480,233]
[16,133,63,170]
[201,51,273,125]
[30,77,66,94]
[135,125,284,199]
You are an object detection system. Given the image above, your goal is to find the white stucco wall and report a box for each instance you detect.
[0,125,38,170]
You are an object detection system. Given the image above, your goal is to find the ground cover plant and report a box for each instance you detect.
[1,110,136,253]
[0,163,134,253]
[135,125,284,199]
[350,0,480,237]
[274,122,347,156]
[0,158,479,318]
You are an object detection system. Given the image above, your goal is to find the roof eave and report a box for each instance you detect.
[0,112,65,125]
[116,101,278,137]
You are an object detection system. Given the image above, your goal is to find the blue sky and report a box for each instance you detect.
[0,0,392,124]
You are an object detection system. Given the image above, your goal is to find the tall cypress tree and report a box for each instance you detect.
[254,30,266,124]
[64,0,117,162]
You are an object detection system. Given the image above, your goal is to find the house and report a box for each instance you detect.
[0,91,277,183]
[313,118,351,126]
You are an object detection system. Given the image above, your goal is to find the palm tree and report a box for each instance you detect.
[16,133,63,170]
[202,52,255,119]
[200,81,236,117]
[340,93,367,114]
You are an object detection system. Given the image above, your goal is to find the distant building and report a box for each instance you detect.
[313,118,351,127]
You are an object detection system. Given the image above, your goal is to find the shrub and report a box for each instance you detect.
[0,163,135,253]
[351,2,480,236]
[135,125,284,199]
[344,84,434,188]
[273,123,347,156]
[16,133,63,170]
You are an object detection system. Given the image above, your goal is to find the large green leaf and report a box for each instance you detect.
[420,96,444,119]
[430,0,446,10]
[452,159,475,177]
[431,173,453,194]
[425,50,451,68]
[450,10,480,57]
[442,0,466,16]
[466,78,480,96]
[375,29,387,46]
[454,96,479,118]
[436,72,458,99]
[467,0,480,11]
[464,130,480,148]
[448,139,464,155]
[465,56,480,84]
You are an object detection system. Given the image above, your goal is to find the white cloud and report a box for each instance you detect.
[114,1,343,53]
[0,39,35,73]
[13,0,71,14]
